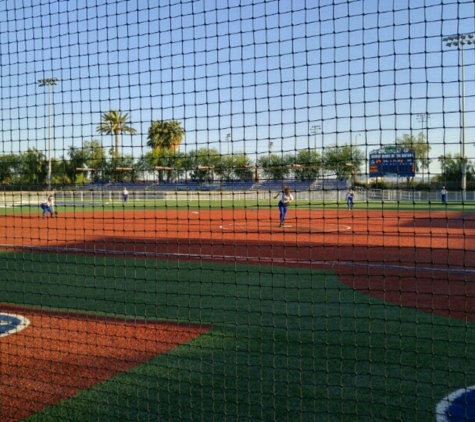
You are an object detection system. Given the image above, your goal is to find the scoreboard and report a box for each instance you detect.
[369,147,415,178]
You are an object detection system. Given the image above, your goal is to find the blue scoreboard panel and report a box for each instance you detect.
[369,148,415,178]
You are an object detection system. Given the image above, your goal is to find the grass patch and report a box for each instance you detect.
[0,252,473,421]
[2,198,475,214]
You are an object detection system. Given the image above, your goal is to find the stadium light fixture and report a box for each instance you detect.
[38,77,60,192]
[443,33,474,201]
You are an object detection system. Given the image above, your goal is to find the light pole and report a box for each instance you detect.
[443,33,474,201]
[351,133,362,185]
[268,141,273,162]
[417,113,430,183]
[38,77,59,191]
[310,125,321,151]
[226,133,231,156]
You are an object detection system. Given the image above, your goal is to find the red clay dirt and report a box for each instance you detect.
[2,209,475,318]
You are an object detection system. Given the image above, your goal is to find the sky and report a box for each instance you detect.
[1,0,475,177]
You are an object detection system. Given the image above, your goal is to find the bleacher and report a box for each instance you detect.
[255,180,318,192]
[75,181,111,191]
[220,180,256,191]
[146,181,200,191]
[75,179,348,192]
[102,182,150,191]
[147,180,256,191]
[315,178,348,190]
[76,181,152,191]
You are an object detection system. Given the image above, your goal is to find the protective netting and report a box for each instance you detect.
[1,1,475,421]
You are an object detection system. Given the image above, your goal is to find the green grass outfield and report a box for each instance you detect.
[2,197,475,214]
[2,252,475,421]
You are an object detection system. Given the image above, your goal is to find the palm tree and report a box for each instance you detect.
[96,110,137,155]
[167,120,185,150]
[147,120,185,151]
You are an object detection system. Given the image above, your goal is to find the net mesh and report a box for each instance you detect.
[1,1,475,421]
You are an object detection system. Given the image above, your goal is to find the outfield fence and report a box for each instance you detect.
[2,189,475,207]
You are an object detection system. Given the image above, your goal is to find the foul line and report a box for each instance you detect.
[0,243,473,275]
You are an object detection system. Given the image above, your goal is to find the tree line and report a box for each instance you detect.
[0,109,472,187]
[0,141,365,186]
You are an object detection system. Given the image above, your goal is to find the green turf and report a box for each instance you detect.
[2,198,475,214]
[0,252,473,421]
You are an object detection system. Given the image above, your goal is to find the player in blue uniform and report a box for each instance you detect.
[40,195,55,218]
[274,186,294,227]
[123,188,129,203]
[346,187,355,210]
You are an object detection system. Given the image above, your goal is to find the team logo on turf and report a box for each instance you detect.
[436,386,475,422]
[0,313,30,337]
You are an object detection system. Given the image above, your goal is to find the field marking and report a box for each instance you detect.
[0,313,30,338]
[436,385,475,422]
[219,221,351,232]
[0,243,473,275]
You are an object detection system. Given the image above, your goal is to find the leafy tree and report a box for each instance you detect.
[213,153,254,181]
[18,148,47,185]
[165,150,188,182]
[347,146,364,184]
[322,144,355,179]
[0,154,20,184]
[147,120,185,151]
[434,153,475,187]
[187,148,221,181]
[65,146,90,184]
[86,140,107,182]
[104,149,136,182]
[84,140,106,164]
[53,158,75,185]
[232,153,255,180]
[96,110,137,155]
[396,133,431,180]
[177,153,195,182]
[143,148,186,182]
[214,154,236,181]
[257,153,294,180]
[58,140,107,184]
[292,149,322,180]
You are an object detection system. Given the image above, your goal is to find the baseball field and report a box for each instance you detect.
[1,196,475,421]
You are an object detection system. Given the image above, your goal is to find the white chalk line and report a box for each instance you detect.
[219,222,351,232]
[0,243,473,275]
